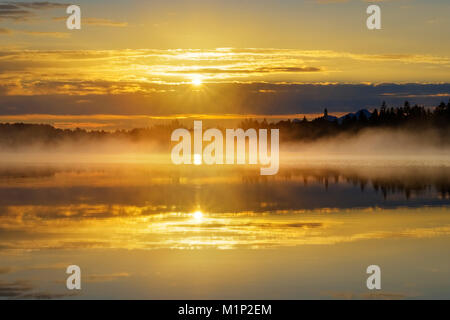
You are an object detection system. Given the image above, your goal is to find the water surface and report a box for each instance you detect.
[0,161,449,299]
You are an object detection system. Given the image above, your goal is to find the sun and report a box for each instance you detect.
[193,210,203,221]
[191,76,202,86]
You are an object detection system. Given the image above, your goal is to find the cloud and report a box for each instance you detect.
[0,82,449,116]
[173,66,321,75]
[0,48,447,91]
[316,0,349,3]
[21,30,69,38]
[86,272,130,283]
[0,8,32,21]
[175,222,324,229]
[0,27,12,34]
[17,292,78,299]
[0,1,67,21]
[316,0,397,3]
[0,48,448,115]
[83,17,129,27]
[0,28,70,38]
[0,47,446,84]
[360,292,409,300]
[325,291,409,300]
[0,280,33,297]
[52,16,129,27]
[4,1,67,9]
[0,279,77,299]
[380,92,450,98]
[0,266,13,274]
[0,4,18,9]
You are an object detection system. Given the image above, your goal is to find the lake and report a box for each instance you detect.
[0,160,449,299]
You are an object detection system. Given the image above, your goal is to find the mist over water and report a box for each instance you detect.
[0,127,449,165]
[283,127,450,163]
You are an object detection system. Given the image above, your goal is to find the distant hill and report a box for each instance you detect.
[299,109,374,124]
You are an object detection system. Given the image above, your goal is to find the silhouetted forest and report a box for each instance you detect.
[240,100,450,142]
[0,100,449,148]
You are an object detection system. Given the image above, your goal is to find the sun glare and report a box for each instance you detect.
[191,76,202,86]
[193,153,202,165]
[193,210,203,221]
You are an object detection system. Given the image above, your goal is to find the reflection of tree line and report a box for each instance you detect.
[0,165,449,202]
[346,176,449,200]
[0,101,449,147]
[0,167,56,179]
[0,165,447,213]
[241,167,450,200]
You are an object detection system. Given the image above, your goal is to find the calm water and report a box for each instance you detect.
[0,161,449,299]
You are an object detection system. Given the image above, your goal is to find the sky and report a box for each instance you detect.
[0,0,449,129]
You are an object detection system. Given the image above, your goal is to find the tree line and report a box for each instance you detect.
[0,100,449,148]
[240,100,450,142]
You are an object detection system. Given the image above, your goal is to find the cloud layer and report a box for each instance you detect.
[0,48,448,118]
[0,1,67,21]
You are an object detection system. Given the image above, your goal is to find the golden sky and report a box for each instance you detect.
[0,0,449,128]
